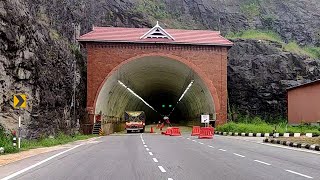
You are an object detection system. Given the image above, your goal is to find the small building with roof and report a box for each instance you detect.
[287,79,320,125]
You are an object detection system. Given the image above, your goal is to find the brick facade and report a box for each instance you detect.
[85,42,229,125]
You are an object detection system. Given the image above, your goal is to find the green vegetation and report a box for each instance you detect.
[134,0,169,20]
[226,29,283,43]
[227,29,320,59]
[240,0,261,20]
[216,116,320,135]
[0,126,96,155]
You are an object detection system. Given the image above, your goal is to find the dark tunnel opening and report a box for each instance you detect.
[95,56,215,125]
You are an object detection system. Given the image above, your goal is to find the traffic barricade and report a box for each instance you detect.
[170,127,181,136]
[164,127,172,135]
[208,127,214,136]
[198,127,213,139]
[191,126,200,136]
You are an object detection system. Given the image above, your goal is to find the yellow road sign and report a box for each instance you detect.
[13,94,27,108]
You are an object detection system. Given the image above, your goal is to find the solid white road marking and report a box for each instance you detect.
[198,142,204,145]
[1,144,82,180]
[208,145,214,148]
[149,152,153,156]
[158,166,166,172]
[254,160,271,166]
[218,149,227,151]
[153,158,158,162]
[146,148,150,151]
[233,153,245,157]
[285,170,313,179]
[144,145,147,147]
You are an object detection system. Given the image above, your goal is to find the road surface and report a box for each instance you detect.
[0,134,319,180]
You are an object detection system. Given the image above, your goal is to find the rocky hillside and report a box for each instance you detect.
[0,0,320,137]
[0,0,86,138]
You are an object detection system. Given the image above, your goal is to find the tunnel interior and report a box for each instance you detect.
[95,56,215,124]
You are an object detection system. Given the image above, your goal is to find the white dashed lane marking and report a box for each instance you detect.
[192,140,197,142]
[158,166,166,172]
[198,142,204,145]
[233,153,245,157]
[146,148,150,151]
[153,158,158,163]
[168,178,173,180]
[218,149,227,152]
[144,145,147,147]
[149,152,153,156]
[254,160,271,166]
[208,145,214,148]
[285,170,313,179]
[187,138,190,140]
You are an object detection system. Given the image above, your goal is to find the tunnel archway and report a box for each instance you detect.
[94,54,218,124]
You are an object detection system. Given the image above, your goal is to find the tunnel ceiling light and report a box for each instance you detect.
[167,80,194,117]
[118,80,158,113]
[178,80,194,102]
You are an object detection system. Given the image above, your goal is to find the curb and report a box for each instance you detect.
[214,131,319,138]
[263,138,320,152]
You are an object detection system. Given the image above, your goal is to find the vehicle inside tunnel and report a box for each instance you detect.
[94,56,215,125]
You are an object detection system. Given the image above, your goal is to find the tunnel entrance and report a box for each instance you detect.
[95,56,215,125]
[79,24,232,130]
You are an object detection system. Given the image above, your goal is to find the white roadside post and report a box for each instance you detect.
[18,113,21,149]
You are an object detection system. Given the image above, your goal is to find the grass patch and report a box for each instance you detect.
[226,29,283,43]
[216,121,320,135]
[227,29,320,59]
[0,129,96,155]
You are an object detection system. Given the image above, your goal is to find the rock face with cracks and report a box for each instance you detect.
[0,0,86,138]
[228,39,320,118]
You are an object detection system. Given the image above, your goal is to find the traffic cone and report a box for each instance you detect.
[150,127,154,133]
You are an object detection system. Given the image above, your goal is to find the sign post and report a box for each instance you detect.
[201,114,210,127]
[13,94,27,149]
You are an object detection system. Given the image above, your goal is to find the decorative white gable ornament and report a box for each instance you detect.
[140,21,175,40]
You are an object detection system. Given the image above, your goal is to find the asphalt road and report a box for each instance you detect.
[0,133,319,180]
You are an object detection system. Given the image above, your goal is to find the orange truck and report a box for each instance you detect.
[124,111,146,133]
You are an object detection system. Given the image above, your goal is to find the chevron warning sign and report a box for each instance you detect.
[13,94,27,108]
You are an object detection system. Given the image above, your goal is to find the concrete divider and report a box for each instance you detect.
[241,133,245,136]
[294,133,300,137]
[256,133,261,137]
[223,132,227,136]
[248,133,253,137]
[306,133,312,137]
[264,133,270,137]
[284,133,290,137]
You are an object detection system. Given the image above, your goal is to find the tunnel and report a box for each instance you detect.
[94,56,215,125]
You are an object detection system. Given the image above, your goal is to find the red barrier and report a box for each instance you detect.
[170,127,181,136]
[208,127,214,136]
[164,127,172,135]
[198,127,213,139]
[150,127,154,133]
[191,126,201,136]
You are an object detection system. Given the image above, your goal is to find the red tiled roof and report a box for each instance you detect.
[78,27,233,46]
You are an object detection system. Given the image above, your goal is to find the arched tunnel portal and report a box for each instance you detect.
[94,56,217,124]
